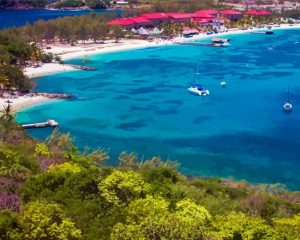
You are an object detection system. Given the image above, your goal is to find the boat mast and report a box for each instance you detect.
[195,64,200,84]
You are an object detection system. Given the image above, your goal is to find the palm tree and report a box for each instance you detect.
[0,75,9,97]
[0,103,18,142]
[0,103,15,123]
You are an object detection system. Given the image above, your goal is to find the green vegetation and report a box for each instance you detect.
[0,14,125,95]
[224,15,282,29]
[20,14,123,44]
[0,110,299,240]
[0,29,35,95]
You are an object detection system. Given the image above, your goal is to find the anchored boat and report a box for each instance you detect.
[188,66,209,96]
[283,89,293,113]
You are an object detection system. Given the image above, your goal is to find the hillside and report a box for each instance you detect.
[0,105,299,239]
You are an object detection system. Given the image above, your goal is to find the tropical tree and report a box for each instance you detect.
[98,170,151,205]
[20,201,81,240]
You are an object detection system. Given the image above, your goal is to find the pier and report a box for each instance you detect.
[21,119,59,129]
[36,92,73,99]
[175,42,213,47]
[250,31,274,35]
[66,64,96,71]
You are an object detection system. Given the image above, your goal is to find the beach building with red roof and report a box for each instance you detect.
[194,9,218,18]
[193,9,217,24]
[140,13,169,24]
[106,18,135,29]
[220,9,243,21]
[166,13,193,23]
[129,16,152,27]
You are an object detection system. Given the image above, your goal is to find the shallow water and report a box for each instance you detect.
[17,29,300,189]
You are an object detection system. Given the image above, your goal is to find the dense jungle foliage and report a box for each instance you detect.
[0,106,299,240]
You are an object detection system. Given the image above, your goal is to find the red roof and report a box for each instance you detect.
[166,13,194,19]
[195,9,218,16]
[220,10,242,15]
[129,16,151,24]
[194,10,217,18]
[244,9,271,15]
[106,18,134,26]
[140,13,168,20]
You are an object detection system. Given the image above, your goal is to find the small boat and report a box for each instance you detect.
[211,38,231,47]
[188,66,209,96]
[221,81,226,87]
[265,31,274,35]
[283,89,292,113]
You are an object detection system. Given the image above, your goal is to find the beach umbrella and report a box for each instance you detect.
[131,28,138,33]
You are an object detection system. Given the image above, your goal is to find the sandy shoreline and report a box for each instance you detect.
[0,95,54,113]
[44,23,300,62]
[4,23,299,114]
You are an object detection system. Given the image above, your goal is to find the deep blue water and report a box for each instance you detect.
[17,29,300,189]
[0,9,119,29]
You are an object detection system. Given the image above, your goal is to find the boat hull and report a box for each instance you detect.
[188,87,209,96]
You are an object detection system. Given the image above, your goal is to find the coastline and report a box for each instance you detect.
[0,95,54,113]
[9,23,299,114]
[48,23,300,62]
[26,23,300,77]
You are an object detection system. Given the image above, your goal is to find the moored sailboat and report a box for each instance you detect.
[187,65,209,96]
[283,89,292,113]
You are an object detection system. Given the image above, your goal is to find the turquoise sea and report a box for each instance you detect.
[17,29,300,189]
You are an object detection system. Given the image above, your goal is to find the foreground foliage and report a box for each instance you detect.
[0,114,299,240]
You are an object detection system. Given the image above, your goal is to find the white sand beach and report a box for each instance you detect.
[8,23,298,114]
[24,63,76,78]
[0,95,52,113]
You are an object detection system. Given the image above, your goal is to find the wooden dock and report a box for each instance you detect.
[66,64,96,71]
[176,42,212,47]
[21,120,59,129]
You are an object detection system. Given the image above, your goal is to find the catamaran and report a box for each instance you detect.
[283,89,292,112]
[188,66,210,96]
